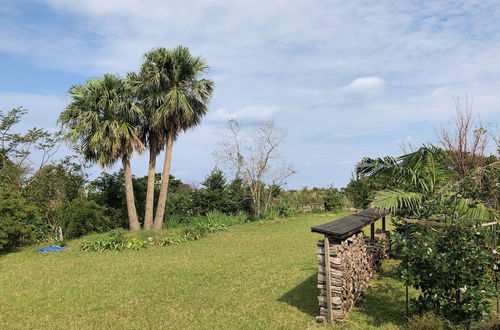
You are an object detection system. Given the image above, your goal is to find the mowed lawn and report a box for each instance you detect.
[0,213,411,330]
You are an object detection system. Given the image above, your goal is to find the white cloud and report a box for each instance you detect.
[1,0,500,187]
[338,76,386,96]
[208,106,280,122]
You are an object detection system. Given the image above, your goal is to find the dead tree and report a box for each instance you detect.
[214,119,296,217]
[438,96,490,179]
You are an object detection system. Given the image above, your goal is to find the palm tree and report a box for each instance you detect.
[356,145,492,220]
[126,71,165,230]
[59,74,143,230]
[130,46,213,230]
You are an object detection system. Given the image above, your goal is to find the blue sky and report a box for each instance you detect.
[0,0,499,188]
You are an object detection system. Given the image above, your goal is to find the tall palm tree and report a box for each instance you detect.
[126,71,165,230]
[130,46,213,230]
[356,145,492,220]
[59,74,143,230]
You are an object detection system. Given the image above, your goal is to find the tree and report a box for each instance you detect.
[192,168,230,215]
[0,191,46,252]
[24,157,86,231]
[438,96,491,179]
[59,74,143,230]
[0,107,61,190]
[356,145,492,219]
[129,46,214,230]
[357,145,498,325]
[215,119,296,217]
[57,198,113,239]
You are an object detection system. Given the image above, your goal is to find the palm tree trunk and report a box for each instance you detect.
[153,133,174,230]
[122,157,141,231]
[143,145,157,230]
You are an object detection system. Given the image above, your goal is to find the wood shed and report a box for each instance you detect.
[311,208,389,323]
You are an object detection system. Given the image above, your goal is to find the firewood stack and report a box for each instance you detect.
[316,231,387,322]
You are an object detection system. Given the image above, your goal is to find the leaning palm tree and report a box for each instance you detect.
[130,46,213,230]
[356,145,492,220]
[59,74,143,230]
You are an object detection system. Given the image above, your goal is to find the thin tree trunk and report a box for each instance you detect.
[143,144,157,230]
[153,133,174,230]
[122,157,141,231]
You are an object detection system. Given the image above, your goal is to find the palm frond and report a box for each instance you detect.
[372,189,424,214]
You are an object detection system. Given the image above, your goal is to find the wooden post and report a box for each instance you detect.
[324,235,333,322]
[495,223,499,314]
[382,216,386,231]
[370,223,375,241]
[405,221,409,319]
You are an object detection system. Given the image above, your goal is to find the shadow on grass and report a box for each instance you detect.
[352,261,408,328]
[278,273,319,317]
[279,262,408,328]
[354,282,407,328]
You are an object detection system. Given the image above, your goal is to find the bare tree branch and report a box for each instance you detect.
[214,119,296,217]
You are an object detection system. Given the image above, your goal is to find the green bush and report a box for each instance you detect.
[81,212,248,252]
[81,229,128,252]
[165,192,195,221]
[323,188,345,212]
[407,311,449,330]
[273,200,297,217]
[0,191,47,252]
[391,219,495,325]
[57,198,114,239]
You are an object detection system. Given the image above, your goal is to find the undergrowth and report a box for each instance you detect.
[80,211,249,252]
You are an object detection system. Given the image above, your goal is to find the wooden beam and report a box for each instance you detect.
[324,235,333,322]
[404,218,498,227]
[382,216,386,231]
[403,219,449,227]
[370,223,375,240]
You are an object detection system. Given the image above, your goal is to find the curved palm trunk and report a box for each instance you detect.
[122,157,141,231]
[153,133,174,230]
[143,145,157,230]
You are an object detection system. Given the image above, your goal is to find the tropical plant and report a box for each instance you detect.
[59,74,144,230]
[356,145,493,220]
[128,46,214,230]
[358,145,498,325]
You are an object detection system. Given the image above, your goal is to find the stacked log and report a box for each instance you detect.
[316,231,387,322]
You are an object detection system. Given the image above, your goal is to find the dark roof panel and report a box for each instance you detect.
[311,208,389,240]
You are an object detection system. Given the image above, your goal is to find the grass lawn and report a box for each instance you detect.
[0,212,415,329]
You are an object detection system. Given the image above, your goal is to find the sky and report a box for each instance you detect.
[0,0,499,188]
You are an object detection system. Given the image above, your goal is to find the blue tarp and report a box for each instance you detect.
[37,245,66,253]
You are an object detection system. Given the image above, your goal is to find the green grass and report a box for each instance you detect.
[0,212,414,329]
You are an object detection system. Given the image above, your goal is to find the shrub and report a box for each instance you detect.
[407,311,449,330]
[0,191,47,252]
[165,193,194,221]
[323,188,345,212]
[391,219,495,325]
[264,209,280,220]
[80,212,248,252]
[81,229,140,252]
[57,198,114,239]
[273,200,297,217]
